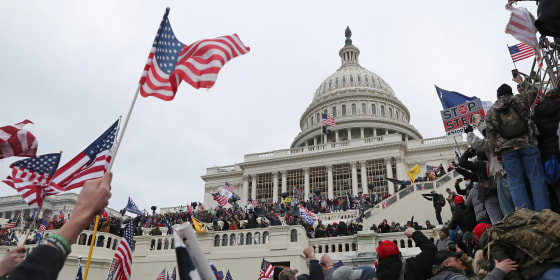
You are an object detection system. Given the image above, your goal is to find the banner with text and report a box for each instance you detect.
[440,98,486,137]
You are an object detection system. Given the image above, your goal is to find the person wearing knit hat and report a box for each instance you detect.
[472,223,491,245]
[485,73,551,212]
[376,228,437,280]
[454,195,465,206]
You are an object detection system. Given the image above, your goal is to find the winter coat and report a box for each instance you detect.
[532,98,560,162]
[465,183,490,224]
[485,81,540,155]
[448,203,477,233]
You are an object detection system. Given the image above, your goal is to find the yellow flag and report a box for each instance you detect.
[408,164,420,183]
[191,217,207,234]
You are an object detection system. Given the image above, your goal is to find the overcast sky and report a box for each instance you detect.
[0,1,540,213]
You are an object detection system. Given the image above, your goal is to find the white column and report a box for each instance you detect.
[360,128,364,139]
[395,157,405,181]
[273,172,279,203]
[385,157,395,194]
[251,175,257,201]
[360,161,368,195]
[373,128,377,137]
[281,171,287,193]
[347,129,351,141]
[335,130,339,142]
[351,161,358,196]
[243,175,249,206]
[327,165,334,199]
[313,137,317,146]
[304,168,310,201]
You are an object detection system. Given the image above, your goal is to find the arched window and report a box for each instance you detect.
[372,104,376,115]
[389,108,393,118]
[214,235,220,247]
[290,229,298,242]
[157,238,162,250]
[222,234,228,246]
[78,233,87,245]
[332,107,337,117]
[329,80,332,88]
[364,76,368,82]
[396,111,399,120]
[310,116,313,125]
[239,233,244,245]
[342,105,347,116]
[263,232,269,244]
[164,239,170,249]
[357,75,361,82]
[350,75,354,82]
[317,113,321,123]
[371,76,375,84]
[361,103,366,114]
[335,78,338,85]
[96,236,105,247]
[113,239,118,250]
[246,233,253,245]
[351,104,356,115]
[342,76,346,84]
[230,234,237,246]
[381,105,385,116]
[106,237,112,249]
[254,232,261,245]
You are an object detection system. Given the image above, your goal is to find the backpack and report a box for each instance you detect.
[483,208,560,270]
[434,194,446,207]
[496,103,528,139]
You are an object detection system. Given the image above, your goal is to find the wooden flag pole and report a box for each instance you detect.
[84,84,141,280]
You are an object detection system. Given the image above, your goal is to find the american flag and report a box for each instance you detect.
[38,219,48,234]
[2,153,61,206]
[76,260,83,280]
[321,113,336,127]
[224,182,235,192]
[139,8,250,101]
[0,119,38,159]
[505,2,542,67]
[49,120,118,193]
[0,218,17,235]
[169,267,176,280]
[248,197,258,207]
[213,193,227,207]
[259,259,273,280]
[111,223,134,280]
[107,258,119,279]
[220,188,233,199]
[225,270,234,280]
[508,42,535,62]
[299,205,318,225]
[155,268,166,280]
[123,197,144,216]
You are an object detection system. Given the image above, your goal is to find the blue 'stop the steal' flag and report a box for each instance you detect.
[123,197,144,216]
[435,85,478,109]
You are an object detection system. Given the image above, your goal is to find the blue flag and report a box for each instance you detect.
[123,197,144,216]
[435,85,478,109]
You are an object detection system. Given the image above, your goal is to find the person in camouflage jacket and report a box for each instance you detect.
[484,75,551,212]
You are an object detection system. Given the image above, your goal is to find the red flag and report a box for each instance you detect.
[139,8,250,101]
[0,120,38,159]
[102,210,108,218]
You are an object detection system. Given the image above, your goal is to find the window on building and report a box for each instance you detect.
[263,232,269,244]
[364,76,368,82]
[333,163,352,198]
[256,173,273,208]
[389,108,393,118]
[396,111,399,120]
[342,105,347,116]
[364,159,389,198]
[352,104,356,115]
[214,235,220,247]
[357,75,361,82]
[361,103,366,114]
[309,166,328,198]
[350,75,354,82]
[239,233,244,245]
[254,232,261,245]
[246,233,253,245]
[286,169,304,198]
[332,107,337,117]
[222,234,228,246]
[381,105,385,116]
[342,76,346,84]
[335,78,338,85]
[372,104,376,115]
[290,229,298,242]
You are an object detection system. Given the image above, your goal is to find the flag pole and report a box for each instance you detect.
[85,84,141,280]
[19,206,41,246]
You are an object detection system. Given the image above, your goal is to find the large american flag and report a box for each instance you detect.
[321,113,336,127]
[508,42,535,62]
[258,259,273,280]
[123,197,144,216]
[505,2,542,66]
[139,8,250,101]
[111,223,134,280]
[0,119,38,159]
[212,193,227,207]
[2,153,61,206]
[49,120,118,193]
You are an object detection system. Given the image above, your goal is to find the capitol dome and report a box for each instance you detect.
[291,27,422,148]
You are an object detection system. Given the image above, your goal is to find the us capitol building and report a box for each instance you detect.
[0,28,466,279]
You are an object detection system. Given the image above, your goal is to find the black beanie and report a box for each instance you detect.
[497,84,513,97]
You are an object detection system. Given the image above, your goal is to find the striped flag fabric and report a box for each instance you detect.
[107,258,119,280]
[0,119,38,159]
[2,153,61,206]
[139,8,250,101]
[508,42,535,62]
[248,197,258,207]
[505,2,542,66]
[38,219,48,234]
[299,205,318,225]
[155,268,166,280]
[212,193,227,206]
[258,259,273,280]
[49,120,119,193]
[123,197,144,216]
[321,113,336,127]
[0,218,18,235]
[224,182,235,192]
[111,223,135,280]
